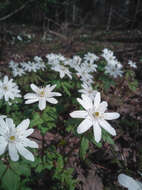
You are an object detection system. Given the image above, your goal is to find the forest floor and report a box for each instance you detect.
[0,23,142,190]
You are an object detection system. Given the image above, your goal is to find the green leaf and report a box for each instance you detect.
[79,137,89,160]
[30,112,43,127]
[0,160,6,177]
[10,162,31,176]
[2,168,20,190]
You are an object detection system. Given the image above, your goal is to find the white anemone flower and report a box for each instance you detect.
[118,173,142,190]
[0,118,38,161]
[70,92,120,143]
[0,75,21,102]
[78,83,98,100]
[128,60,137,69]
[84,52,99,64]
[51,64,72,79]
[24,83,62,110]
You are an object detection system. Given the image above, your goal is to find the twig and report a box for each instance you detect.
[0,0,35,22]
[48,29,67,41]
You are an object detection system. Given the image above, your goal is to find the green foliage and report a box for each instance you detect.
[79,136,89,160]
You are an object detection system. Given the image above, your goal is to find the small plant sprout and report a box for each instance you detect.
[118,173,142,190]
[70,92,120,143]
[24,83,62,110]
[0,118,38,161]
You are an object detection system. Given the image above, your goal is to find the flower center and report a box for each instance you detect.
[3,85,8,91]
[39,89,45,97]
[9,136,15,141]
[93,112,99,118]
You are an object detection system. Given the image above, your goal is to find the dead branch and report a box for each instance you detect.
[48,29,67,41]
[0,0,35,22]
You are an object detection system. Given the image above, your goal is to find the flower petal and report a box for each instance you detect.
[22,129,34,137]
[31,84,40,93]
[118,174,140,189]
[17,119,30,131]
[22,138,38,148]
[46,97,57,104]
[70,110,88,118]
[77,95,92,110]
[99,119,116,136]
[50,92,62,97]
[24,93,38,99]
[98,101,108,113]
[0,118,8,131]
[93,92,101,109]
[77,118,92,134]
[25,98,38,104]
[0,136,7,155]
[6,118,15,131]
[93,121,102,143]
[8,143,19,161]
[103,112,120,120]
[16,143,35,161]
[39,98,46,110]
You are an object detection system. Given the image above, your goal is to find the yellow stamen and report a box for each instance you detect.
[3,85,8,90]
[93,112,99,118]
[10,136,15,141]
[39,90,45,97]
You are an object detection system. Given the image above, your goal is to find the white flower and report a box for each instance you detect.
[82,61,98,72]
[78,83,98,100]
[70,92,120,142]
[12,67,25,77]
[0,75,21,102]
[102,48,116,63]
[84,52,99,64]
[105,61,123,78]
[0,115,7,119]
[24,83,62,110]
[118,174,142,190]
[22,61,39,72]
[51,64,72,79]
[34,56,43,63]
[128,60,137,69]
[0,118,38,161]
[69,56,82,68]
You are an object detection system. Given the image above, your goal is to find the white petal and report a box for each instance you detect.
[8,143,19,161]
[93,121,102,143]
[50,92,62,97]
[16,119,30,131]
[46,97,57,104]
[31,84,40,93]
[77,118,92,134]
[39,98,46,110]
[22,129,34,137]
[0,118,8,131]
[6,118,15,131]
[77,95,92,110]
[0,137,7,155]
[98,101,108,113]
[16,143,35,161]
[103,112,120,120]
[47,84,56,91]
[93,92,101,109]
[70,110,88,118]
[118,174,140,189]
[22,138,38,148]
[24,93,38,99]
[25,98,38,104]
[99,119,116,136]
